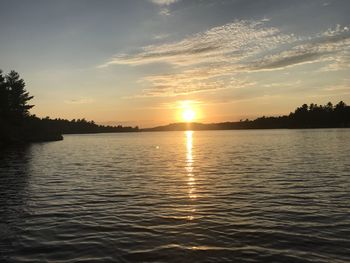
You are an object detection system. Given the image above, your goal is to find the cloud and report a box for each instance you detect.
[158,7,171,16]
[139,74,254,97]
[324,85,350,92]
[153,34,170,40]
[149,0,179,6]
[101,20,293,67]
[149,0,179,16]
[64,97,95,104]
[320,53,350,72]
[100,20,350,97]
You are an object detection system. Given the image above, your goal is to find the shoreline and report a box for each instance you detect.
[2,126,350,145]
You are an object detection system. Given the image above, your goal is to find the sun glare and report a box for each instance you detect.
[183,109,196,122]
[176,100,201,123]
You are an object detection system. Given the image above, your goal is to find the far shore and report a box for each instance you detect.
[2,101,349,145]
[3,124,350,147]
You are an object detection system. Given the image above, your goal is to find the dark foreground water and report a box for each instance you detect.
[0,130,349,262]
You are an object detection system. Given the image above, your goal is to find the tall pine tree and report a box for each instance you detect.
[5,70,34,123]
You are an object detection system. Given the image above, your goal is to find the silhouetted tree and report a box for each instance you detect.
[0,70,8,120]
[0,70,34,124]
[0,70,139,144]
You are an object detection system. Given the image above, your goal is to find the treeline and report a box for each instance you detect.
[2,69,350,144]
[25,116,139,134]
[0,70,138,144]
[143,101,350,131]
[243,101,350,129]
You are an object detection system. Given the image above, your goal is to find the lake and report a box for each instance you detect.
[0,130,349,262]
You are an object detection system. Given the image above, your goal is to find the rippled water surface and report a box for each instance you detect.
[1,130,350,262]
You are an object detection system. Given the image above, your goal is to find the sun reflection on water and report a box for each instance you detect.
[185,131,197,220]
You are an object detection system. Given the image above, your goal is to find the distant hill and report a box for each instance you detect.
[142,101,350,132]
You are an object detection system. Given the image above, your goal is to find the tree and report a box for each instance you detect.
[335,101,346,111]
[326,102,333,111]
[5,70,34,123]
[0,70,8,120]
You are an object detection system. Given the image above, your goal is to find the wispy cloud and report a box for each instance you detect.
[139,73,254,97]
[158,8,170,16]
[149,0,179,6]
[64,97,95,104]
[149,0,179,15]
[100,20,350,97]
[102,20,292,67]
[324,84,350,92]
[153,34,170,40]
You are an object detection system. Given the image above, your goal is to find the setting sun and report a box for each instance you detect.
[177,100,201,123]
[182,109,196,122]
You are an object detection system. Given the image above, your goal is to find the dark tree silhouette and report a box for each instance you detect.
[0,70,34,125]
[0,69,138,144]
[0,70,7,119]
[24,116,139,134]
[5,70,34,123]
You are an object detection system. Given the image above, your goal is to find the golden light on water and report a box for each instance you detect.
[185,130,196,220]
[185,131,197,200]
[186,130,193,154]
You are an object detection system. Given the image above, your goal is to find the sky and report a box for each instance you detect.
[0,0,349,127]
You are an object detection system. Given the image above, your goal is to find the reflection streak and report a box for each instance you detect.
[185,131,196,220]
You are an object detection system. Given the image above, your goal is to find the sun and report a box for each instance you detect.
[182,109,196,122]
[176,100,200,123]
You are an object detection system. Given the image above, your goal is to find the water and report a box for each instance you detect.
[0,129,349,262]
